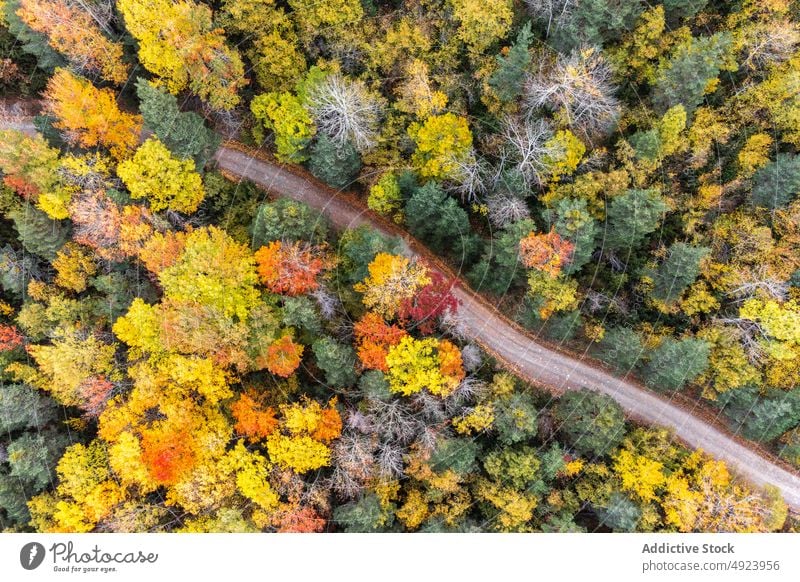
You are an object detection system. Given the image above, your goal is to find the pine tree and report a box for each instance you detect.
[553,388,626,457]
[489,21,533,102]
[603,188,667,251]
[9,206,69,259]
[307,133,361,189]
[405,182,480,261]
[596,491,641,532]
[644,338,710,392]
[751,154,800,210]
[251,198,328,247]
[649,243,709,303]
[597,327,644,374]
[135,78,220,168]
[312,337,358,387]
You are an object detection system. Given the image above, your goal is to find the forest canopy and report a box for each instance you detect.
[0,0,799,533]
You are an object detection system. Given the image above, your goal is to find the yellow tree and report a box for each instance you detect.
[385,336,465,397]
[17,0,129,83]
[117,138,205,214]
[43,69,142,160]
[408,113,474,180]
[118,0,247,110]
[447,0,513,55]
[354,253,431,319]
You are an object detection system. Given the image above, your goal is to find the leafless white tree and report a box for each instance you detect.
[524,0,576,36]
[524,48,620,141]
[486,191,531,229]
[329,432,376,499]
[306,73,383,153]
[311,285,341,321]
[439,309,470,342]
[499,114,557,188]
[376,441,405,477]
[460,344,484,372]
[445,149,492,203]
[727,279,790,302]
[740,20,800,71]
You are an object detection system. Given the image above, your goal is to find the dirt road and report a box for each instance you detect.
[214,145,800,513]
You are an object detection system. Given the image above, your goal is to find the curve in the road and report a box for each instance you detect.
[214,143,800,513]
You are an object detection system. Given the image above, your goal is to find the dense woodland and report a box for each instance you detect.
[1,0,799,532]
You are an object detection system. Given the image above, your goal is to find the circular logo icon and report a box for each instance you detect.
[20,542,46,570]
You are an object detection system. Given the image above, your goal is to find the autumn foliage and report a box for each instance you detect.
[519,229,575,277]
[0,324,24,352]
[255,241,326,296]
[397,270,459,334]
[141,427,198,486]
[355,253,430,319]
[231,393,279,442]
[17,0,130,83]
[265,335,304,378]
[43,69,142,160]
[353,312,407,371]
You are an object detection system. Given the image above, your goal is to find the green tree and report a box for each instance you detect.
[644,338,710,392]
[494,392,539,445]
[718,387,800,443]
[545,0,644,52]
[603,189,667,252]
[404,182,480,261]
[468,219,536,295]
[312,337,358,387]
[251,198,328,247]
[0,246,40,296]
[8,206,69,260]
[281,296,322,341]
[543,197,597,274]
[429,437,479,475]
[6,430,68,491]
[653,32,732,114]
[751,154,800,210]
[663,0,708,24]
[648,243,709,303]
[307,133,361,189]
[553,388,626,458]
[597,327,644,374]
[135,78,220,168]
[596,491,641,532]
[489,21,533,102]
[332,494,386,532]
[0,383,58,434]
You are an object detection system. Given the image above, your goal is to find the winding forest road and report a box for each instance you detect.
[213,145,800,513]
[3,106,799,513]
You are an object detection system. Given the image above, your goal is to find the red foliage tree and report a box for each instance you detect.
[231,392,279,442]
[274,505,326,533]
[265,335,304,377]
[353,312,407,371]
[0,324,24,352]
[254,241,326,296]
[519,229,575,277]
[397,270,458,334]
[77,376,114,417]
[141,427,197,486]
